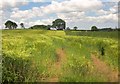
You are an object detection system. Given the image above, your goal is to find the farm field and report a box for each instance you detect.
[2,29,119,82]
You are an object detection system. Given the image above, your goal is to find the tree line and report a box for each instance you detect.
[29,19,66,30]
[5,20,25,29]
[91,26,119,31]
[4,19,119,31]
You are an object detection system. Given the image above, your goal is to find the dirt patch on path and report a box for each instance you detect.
[56,48,66,66]
[91,54,118,82]
[49,48,66,82]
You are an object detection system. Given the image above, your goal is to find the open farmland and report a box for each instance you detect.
[2,30,119,82]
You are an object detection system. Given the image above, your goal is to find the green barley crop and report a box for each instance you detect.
[2,29,118,82]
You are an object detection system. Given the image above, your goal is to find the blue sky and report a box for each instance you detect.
[19,2,51,10]
[0,0,119,29]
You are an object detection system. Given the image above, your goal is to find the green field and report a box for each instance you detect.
[2,30,119,82]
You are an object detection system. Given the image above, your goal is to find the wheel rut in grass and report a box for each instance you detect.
[49,48,66,82]
[91,54,118,82]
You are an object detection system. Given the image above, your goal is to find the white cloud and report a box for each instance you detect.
[11,9,34,19]
[0,0,28,10]
[56,1,118,24]
[87,13,118,23]
[110,5,118,13]
[96,6,117,16]
[26,18,54,27]
[100,0,119,2]
[110,0,120,2]
[32,0,45,2]
[57,11,85,23]
[10,0,103,21]
[42,0,103,14]
[0,10,3,17]
[29,21,44,26]
[57,8,117,26]
[31,0,55,2]
[1,0,118,29]
[97,9,110,15]
[10,7,44,20]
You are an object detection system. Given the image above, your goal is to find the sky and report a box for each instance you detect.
[0,0,119,30]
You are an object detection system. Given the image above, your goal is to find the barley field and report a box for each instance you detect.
[2,29,119,82]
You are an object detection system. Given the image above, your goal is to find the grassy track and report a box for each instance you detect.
[2,29,119,82]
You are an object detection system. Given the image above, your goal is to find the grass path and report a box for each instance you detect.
[48,48,66,82]
[46,50,118,82]
[91,54,118,82]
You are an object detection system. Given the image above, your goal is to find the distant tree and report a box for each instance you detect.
[91,26,98,31]
[118,27,120,31]
[98,28,112,31]
[47,25,51,30]
[115,26,118,31]
[12,22,18,29]
[29,25,48,30]
[74,26,78,30]
[20,23,25,29]
[5,20,17,29]
[5,20,13,29]
[52,19,66,30]
[66,27,70,30]
[30,27,33,29]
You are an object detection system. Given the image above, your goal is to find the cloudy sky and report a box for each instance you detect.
[0,0,119,30]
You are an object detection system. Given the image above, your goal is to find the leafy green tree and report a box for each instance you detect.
[12,22,18,29]
[52,19,66,30]
[74,26,78,30]
[5,20,13,29]
[91,26,98,31]
[5,20,18,29]
[20,23,25,29]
